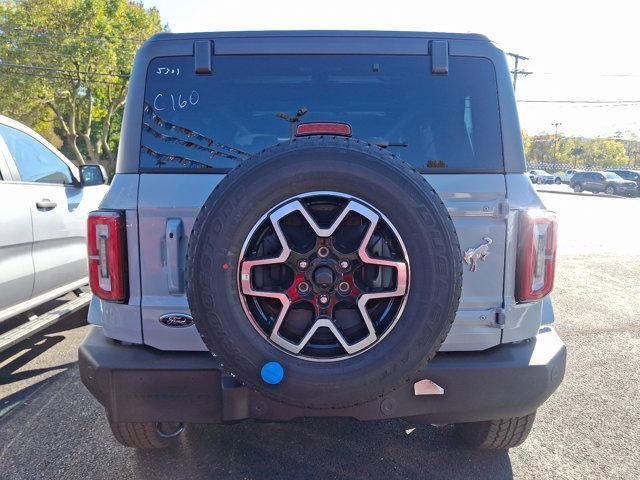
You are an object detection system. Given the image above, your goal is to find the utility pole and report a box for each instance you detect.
[506,52,532,91]
[552,122,562,164]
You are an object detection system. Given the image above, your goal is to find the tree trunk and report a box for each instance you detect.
[79,89,99,163]
[46,100,85,164]
[100,90,127,173]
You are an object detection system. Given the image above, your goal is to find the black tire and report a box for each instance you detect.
[186,136,462,409]
[455,412,537,450]
[108,420,184,449]
[605,185,615,195]
[554,177,562,184]
[573,183,583,192]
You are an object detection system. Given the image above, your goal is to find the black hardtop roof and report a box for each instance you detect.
[147,30,491,43]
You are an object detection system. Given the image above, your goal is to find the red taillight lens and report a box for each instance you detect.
[87,211,128,302]
[296,122,352,137]
[516,210,558,302]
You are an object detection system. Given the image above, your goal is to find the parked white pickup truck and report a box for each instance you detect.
[554,169,580,184]
[0,115,109,344]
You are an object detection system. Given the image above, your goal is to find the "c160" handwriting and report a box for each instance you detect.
[153,90,199,112]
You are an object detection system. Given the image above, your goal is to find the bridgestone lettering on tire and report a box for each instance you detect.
[186,136,463,409]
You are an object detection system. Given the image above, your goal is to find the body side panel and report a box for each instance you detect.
[87,174,143,343]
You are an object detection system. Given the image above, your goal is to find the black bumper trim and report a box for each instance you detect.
[79,326,566,424]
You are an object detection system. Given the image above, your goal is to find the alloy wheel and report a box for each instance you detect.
[238,192,410,361]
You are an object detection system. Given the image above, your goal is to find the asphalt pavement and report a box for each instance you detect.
[1,191,638,480]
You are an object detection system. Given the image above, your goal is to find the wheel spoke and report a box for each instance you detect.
[239,203,293,294]
[353,206,408,349]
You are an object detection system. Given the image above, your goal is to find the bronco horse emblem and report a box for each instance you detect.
[463,237,493,272]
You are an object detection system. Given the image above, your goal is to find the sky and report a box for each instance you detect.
[141,0,640,139]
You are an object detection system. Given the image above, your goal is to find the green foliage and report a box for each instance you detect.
[522,131,637,170]
[0,0,162,171]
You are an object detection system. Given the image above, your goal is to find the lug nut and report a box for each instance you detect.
[297,282,310,294]
[338,281,351,294]
[317,246,330,258]
[318,294,330,305]
[297,259,309,270]
[339,260,350,270]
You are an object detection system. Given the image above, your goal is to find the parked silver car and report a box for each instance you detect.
[528,169,555,184]
[0,115,109,321]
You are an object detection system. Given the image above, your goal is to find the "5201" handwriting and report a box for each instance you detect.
[156,67,180,76]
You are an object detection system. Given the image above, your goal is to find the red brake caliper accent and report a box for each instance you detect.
[342,272,361,300]
[285,272,307,303]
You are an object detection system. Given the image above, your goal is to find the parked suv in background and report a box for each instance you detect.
[554,169,580,184]
[78,31,566,452]
[606,169,640,195]
[528,169,554,184]
[570,171,637,195]
[0,115,109,322]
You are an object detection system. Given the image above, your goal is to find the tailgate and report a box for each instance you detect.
[137,173,507,352]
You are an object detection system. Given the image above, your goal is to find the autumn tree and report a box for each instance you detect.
[0,0,162,171]
[523,132,634,170]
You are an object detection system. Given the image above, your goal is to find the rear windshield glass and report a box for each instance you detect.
[141,55,502,172]
[603,172,622,180]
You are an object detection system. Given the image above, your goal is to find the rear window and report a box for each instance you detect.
[603,172,622,180]
[140,55,502,173]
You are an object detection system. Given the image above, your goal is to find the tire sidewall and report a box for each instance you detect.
[186,138,462,408]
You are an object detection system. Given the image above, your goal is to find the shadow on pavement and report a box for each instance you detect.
[131,419,513,480]
[0,370,69,418]
[0,307,88,415]
[0,334,74,385]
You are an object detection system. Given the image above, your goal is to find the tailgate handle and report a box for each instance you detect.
[165,218,184,294]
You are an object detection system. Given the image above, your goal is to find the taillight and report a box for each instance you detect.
[516,209,558,302]
[87,211,128,302]
[296,122,352,137]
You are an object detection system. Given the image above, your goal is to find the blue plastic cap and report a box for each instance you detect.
[261,361,284,385]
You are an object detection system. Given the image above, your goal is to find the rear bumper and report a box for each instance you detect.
[79,326,566,424]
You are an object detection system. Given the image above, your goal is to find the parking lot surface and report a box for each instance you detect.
[1,191,639,480]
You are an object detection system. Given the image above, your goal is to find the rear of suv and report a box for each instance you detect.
[79,31,566,451]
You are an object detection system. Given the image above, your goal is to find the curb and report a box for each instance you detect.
[536,189,631,199]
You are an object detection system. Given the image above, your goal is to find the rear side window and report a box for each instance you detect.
[141,55,503,173]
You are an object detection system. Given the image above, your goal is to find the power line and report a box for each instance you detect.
[518,99,640,104]
[535,72,640,78]
[0,68,126,86]
[0,62,129,78]
[506,52,532,91]
[0,26,146,44]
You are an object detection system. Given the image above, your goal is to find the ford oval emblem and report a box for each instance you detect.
[159,313,194,328]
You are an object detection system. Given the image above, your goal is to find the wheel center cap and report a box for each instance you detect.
[313,266,335,289]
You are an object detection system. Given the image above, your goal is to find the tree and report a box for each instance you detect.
[523,132,634,170]
[583,139,629,168]
[0,0,162,171]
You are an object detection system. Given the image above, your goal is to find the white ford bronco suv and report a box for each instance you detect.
[79,31,566,450]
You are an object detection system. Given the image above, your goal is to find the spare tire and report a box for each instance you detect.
[186,136,462,409]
